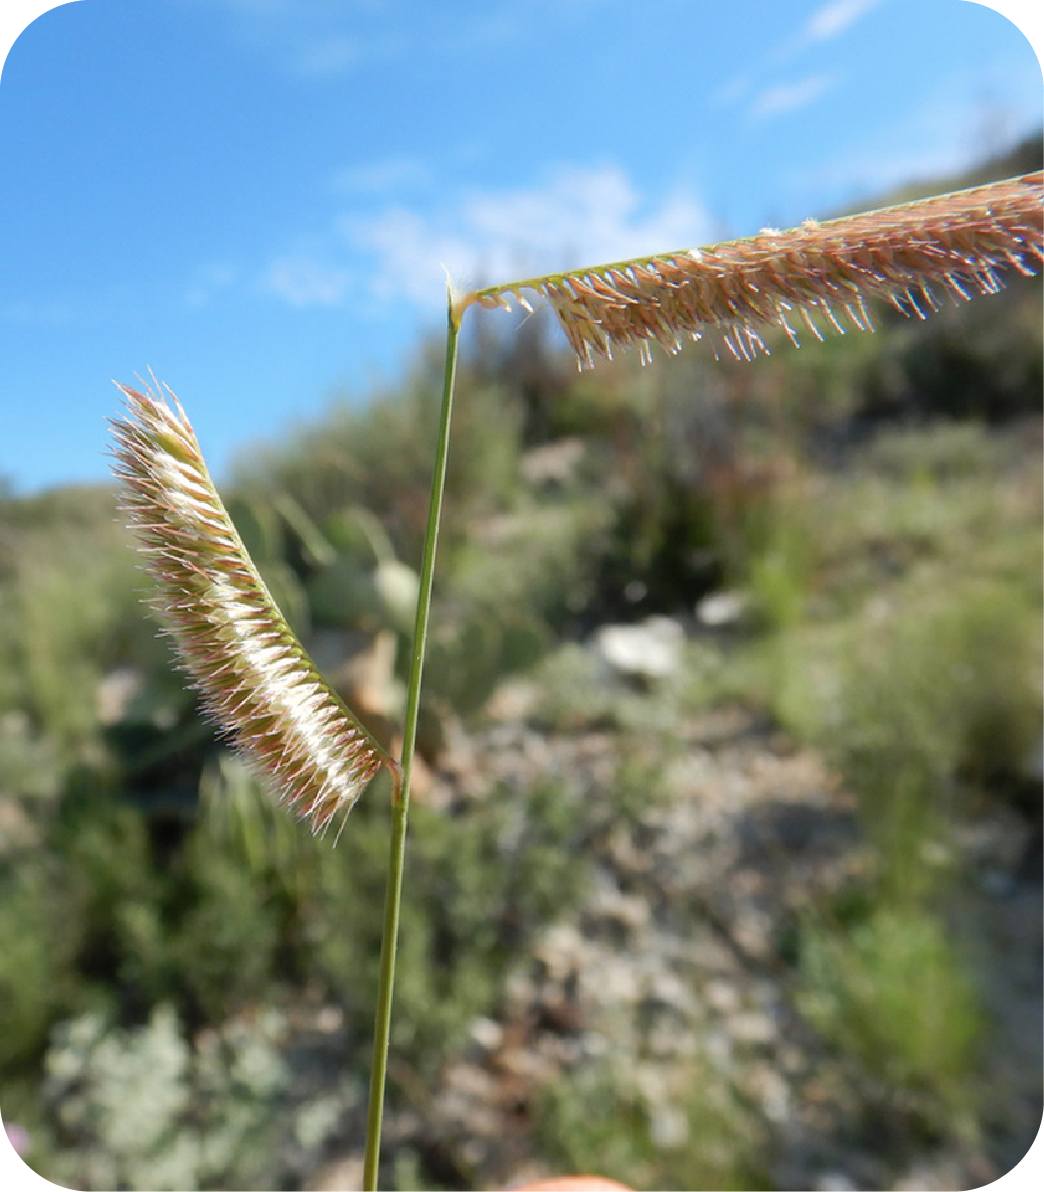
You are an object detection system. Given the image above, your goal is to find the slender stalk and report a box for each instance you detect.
[362,290,464,1190]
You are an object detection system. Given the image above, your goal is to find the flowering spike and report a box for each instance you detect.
[110,380,401,838]
[462,171,1043,368]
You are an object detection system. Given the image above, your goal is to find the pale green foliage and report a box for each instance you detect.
[42,1005,292,1191]
[232,368,524,565]
[0,870,67,1070]
[390,1148,429,1190]
[304,774,590,1083]
[0,709,61,802]
[537,1052,766,1190]
[798,904,983,1116]
[199,752,305,892]
[779,577,1040,805]
[172,836,282,1022]
[0,487,138,751]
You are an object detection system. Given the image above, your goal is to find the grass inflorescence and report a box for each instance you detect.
[110,380,401,839]
[466,171,1043,367]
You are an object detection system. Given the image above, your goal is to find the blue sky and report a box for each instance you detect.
[0,0,1040,495]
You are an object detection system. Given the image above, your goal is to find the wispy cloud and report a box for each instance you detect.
[184,262,237,309]
[749,72,838,120]
[290,34,361,78]
[1,296,78,326]
[802,0,882,44]
[713,70,753,109]
[258,164,710,313]
[718,0,877,117]
[209,0,295,15]
[432,10,529,56]
[194,0,395,79]
[191,0,611,81]
[193,0,542,80]
[263,255,353,306]
[332,155,430,195]
[1,282,132,326]
[343,165,712,309]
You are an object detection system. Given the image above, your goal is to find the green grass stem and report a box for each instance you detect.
[362,290,464,1190]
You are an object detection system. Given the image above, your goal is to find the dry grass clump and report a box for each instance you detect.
[466,171,1043,367]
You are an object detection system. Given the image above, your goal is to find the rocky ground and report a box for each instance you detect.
[305,690,1042,1192]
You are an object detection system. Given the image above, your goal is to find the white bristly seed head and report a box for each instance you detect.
[110,380,401,839]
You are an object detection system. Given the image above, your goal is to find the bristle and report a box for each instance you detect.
[465,171,1043,368]
[110,380,400,837]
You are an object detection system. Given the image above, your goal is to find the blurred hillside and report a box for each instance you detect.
[1,137,1041,1191]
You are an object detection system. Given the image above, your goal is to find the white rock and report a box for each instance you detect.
[815,1171,858,1191]
[696,590,750,628]
[594,616,685,679]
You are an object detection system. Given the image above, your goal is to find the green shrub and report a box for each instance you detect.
[305,774,591,1080]
[779,575,1040,797]
[232,369,524,567]
[168,834,283,1024]
[797,903,984,1123]
[0,869,71,1070]
[536,1053,767,1191]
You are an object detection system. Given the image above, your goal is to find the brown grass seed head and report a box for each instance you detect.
[467,171,1044,368]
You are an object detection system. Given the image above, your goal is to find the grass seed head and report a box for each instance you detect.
[110,380,400,838]
[467,171,1043,368]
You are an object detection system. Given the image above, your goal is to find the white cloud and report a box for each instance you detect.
[725,1,874,119]
[208,0,291,15]
[344,165,712,310]
[263,255,353,306]
[332,155,430,195]
[290,34,360,77]
[186,0,389,79]
[714,70,753,109]
[803,0,881,43]
[258,165,711,314]
[749,73,838,119]
[184,262,237,309]
[768,0,882,63]
[432,11,528,56]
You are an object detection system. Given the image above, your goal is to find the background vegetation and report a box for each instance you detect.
[1,140,1041,1190]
